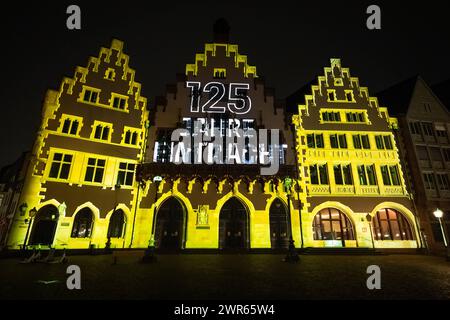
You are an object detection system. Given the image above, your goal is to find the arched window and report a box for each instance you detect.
[108,209,125,238]
[372,208,414,240]
[71,208,94,238]
[313,208,355,240]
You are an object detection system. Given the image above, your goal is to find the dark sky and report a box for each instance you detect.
[1,1,449,168]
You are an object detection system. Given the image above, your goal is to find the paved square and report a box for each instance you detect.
[0,252,449,300]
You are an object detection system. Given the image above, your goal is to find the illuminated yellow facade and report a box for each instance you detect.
[291,59,421,249]
[4,35,421,251]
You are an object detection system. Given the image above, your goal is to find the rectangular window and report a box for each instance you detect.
[84,158,106,183]
[358,165,376,186]
[423,173,436,190]
[409,121,422,135]
[124,129,139,145]
[334,164,353,185]
[322,111,341,122]
[366,165,377,185]
[430,147,443,162]
[436,129,448,138]
[61,118,80,135]
[310,164,328,185]
[353,135,362,149]
[383,135,393,150]
[93,123,112,141]
[361,135,370,149]
[346,112,365,123]
[443,148,450,162]
[48,153,73,180]
[112,96,127,110]
[436,173,450,190]
[330,134,347,149]
[422,122,434,136]
[357,165,367,185]
[327,90,336,101]
[83,89,99,103]
[345,91,354,102]
[375,135,384,149]
[338,134,347,148]
[117,162,135,186]
[380,165,401,186]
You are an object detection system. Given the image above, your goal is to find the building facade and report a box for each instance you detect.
[378,76,450,253]
[6,40,149,250]
[2,23,423,251]
[289,59,421,249]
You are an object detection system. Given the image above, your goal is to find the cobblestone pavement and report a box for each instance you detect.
[0,252,449,300]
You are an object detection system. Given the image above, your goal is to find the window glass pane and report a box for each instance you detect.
[102,127,110,140]
[97,159,106,167]
[339,135,347,148]
[375,136,384,149]
[367,165,377,185]
[60,163,71,179]
[353,135,361,149]
[117,171,125,185]
[95,126,102,139]
[389,166,400,186]
[316,135,324,148]
[343,165,353,185]
[383,136,393,149]
[361,135,370,149]
[131,132,137,145]
[358,165,367,185]
[49,163,60,178]
[85,167,94,182]
[307,134,315,148]
[330,135,338,148]
[381,166,391,185]
[310,165,319,185]
[125,172,134,186]
[94,168,104,183]
[334,165,343,185]
[381,221,392,240]
[53,153,62,161]
[319,165,328,184]
[62,119,71,133]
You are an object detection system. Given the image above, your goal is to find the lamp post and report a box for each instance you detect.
[433,209,449,261]
[23,207,37,251]
[142,175,162,263]
[283,177,299,263]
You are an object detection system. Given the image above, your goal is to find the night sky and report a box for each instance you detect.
[0,1,449,168]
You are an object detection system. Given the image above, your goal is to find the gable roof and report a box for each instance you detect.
[432,78,450,110]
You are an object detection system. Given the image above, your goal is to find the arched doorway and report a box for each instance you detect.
[372,208,415,241]
[219,197,249,249]
[29,205,59,246]
[154,197,186,249]
[312,208,355,247]
[269,199,289,249]
[71,208,94,238]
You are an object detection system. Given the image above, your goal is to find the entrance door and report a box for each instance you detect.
[269,199,289,249]
[29,205,59,246]
[219,198,248,249]
[154,197,185,249]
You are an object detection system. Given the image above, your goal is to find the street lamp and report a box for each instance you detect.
[283,177,299,263]
[142,175,163,263]
[23,207,37,251]
[433,209,449,261]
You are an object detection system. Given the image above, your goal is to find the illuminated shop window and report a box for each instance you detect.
[213,68,226,79]
[357,165,377,186]
[423,172,436,190]
[123,129,139,145]
[380,165,401,186]
[322,111,341,122]
[307,134,324,148]
[92,123,112,141]
[82,87,100,103]
[48,153,73,180]
[309,164,328,185]
[330,134,347,149]
[108,209,125,238]
[71,208,94,238]
[372,208,414,241]
[375,135,393,150]
[352,134,370,149]
[117,162,135,186]
[313,208,355,241]
[333,164,353,185]
[436,173,450,190]
[84,158,106,183]
[111,95,127,110]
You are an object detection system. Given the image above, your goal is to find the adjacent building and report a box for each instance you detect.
[378,76,450,253]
